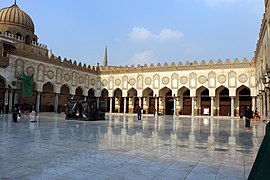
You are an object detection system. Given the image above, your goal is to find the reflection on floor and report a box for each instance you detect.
[0,113,266,179]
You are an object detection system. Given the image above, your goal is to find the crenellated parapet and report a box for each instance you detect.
[100,58,255,75]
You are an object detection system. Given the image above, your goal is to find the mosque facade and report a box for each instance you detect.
[0,2,268,117]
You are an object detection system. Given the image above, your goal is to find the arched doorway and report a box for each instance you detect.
[113,88,123,113]
[237,86,252,116]
[59,85,70,112]
[127,88,137,113]
[100,89,109,112]
[217,86,230,116]
[159,87,173,115]
[178,87,191,115]
[142,88,154,114]
[74,87,84,100]
[197,86,211,116]
[88,88,96,99]
[40,82,54,112]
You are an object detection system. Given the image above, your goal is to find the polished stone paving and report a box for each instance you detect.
[0,113,267,180]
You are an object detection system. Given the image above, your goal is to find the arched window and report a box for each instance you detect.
[25,35,31,45]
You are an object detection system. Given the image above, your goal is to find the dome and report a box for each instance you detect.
[0,2,35,33]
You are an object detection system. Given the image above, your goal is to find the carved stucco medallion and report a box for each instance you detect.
[145,77,152,85]
[102,79,108,86]
[180,76,188,84]
[217,75,226,84]
[64,73,70,82]
[129,78,136,86]
[26,66,35,76]
[115,78,121,86]
[162,77,169,85]
[239,74,248,83]
[198,75,207,84]
[78,76,84,84]
[47,70,54,80]
[91,79,96,86]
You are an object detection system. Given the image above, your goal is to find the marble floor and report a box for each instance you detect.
[0,113,267,180]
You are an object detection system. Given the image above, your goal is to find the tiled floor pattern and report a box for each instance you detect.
[0,113,266,179]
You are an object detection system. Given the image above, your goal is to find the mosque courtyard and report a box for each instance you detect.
[0,113,266,180]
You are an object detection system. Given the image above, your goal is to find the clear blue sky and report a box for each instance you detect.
[0,0,264,66]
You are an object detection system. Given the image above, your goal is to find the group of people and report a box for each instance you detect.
[12,104,37,123]
[243,106,260,129]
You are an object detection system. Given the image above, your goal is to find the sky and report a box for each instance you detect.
[0,0,265,67]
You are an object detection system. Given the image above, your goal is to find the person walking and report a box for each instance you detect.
[244,106,253,128]
[137,106,142,120]
[12,104,19,123]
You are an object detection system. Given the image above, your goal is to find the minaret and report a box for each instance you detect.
[104,46,108,66]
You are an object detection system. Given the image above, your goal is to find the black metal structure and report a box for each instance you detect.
[65,99,105,121]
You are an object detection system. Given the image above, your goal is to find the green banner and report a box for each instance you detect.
[22,73,33,97]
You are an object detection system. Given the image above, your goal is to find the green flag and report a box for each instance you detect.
[22,73,33,97]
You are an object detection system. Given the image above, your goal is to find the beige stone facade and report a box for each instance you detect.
[0,2,266,117]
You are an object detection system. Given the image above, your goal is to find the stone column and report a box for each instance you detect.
[139,97,142,108]
[231,97,235,117]
[4,90,8,113]
[109,97,113,113]
[84,96,87,101]
[155,97,158,115]
[9,90,13,112]
[14,90,18,106]
[124,97,127,114]
[54,93,59,112]
[173,97,176,116]
[252,97,256,112]
[210,97,214,117]
[262,91,267,120]
[258,94,262,118]
[71,95,74,99]
[36,92,41,112]
[97,98,100,109]
[191,97,195,116]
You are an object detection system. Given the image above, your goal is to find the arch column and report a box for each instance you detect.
[210,97,214,117]
[262,91,267,120]
[231,97,235,117]
[4,90,8,113]
[54,93,59,112]
[173,96,177,116]
[36,92,41,112]
[9,90,13,112]
[155,96,158,115]
[109,97,113,113]
[191,97,195,116]
[123,97,127,114]
[97,97,100,109]
[252,96,256,112]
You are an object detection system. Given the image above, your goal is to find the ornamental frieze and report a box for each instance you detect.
[78,76,84,84]
[217,75,226,84]
[145,77,152,85]
[238,74,248,83]
[198,75,207,84]
[26,66,35,76]
[91,78,96,86]
[129,78,136,86]
[180,76,188,84]
[102,79,108,86]
[64,73,70,82]
[162,77,169,85]
[115,78,121,86]
[47,70,54,80]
